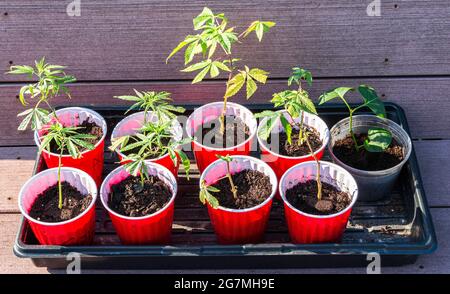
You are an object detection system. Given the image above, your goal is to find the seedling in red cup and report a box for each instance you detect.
[198,155,277,244]
[255,67,329,183]
[100,161,178,245]
[10,58,98,211]
[111,90,191,178]
[8,58,107,185]
[11,59,100,245]
[279,161,358,244]
[319,85,412,201]
[167,7,275,133]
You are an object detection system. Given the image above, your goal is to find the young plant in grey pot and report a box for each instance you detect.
[319,85,412,201]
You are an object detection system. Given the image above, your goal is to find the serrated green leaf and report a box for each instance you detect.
[199,190,207,205]
[18,86,29,106]
[209,63,220,78]
[256,22,264,41]
[289,67,312,86]
[177,149,191,179]
[66,140,80,158]
[218,33,231,54]
[248,68,268,84]
[18,111,33,131]
[192,65,211,84]
[17,108,33,117]
[166,37,196,63]
[208,41,217,59]
[246,75,257,99]
[207,194,219,208]
[242,20,275,41]
[224,72,245,98]
[258,113,280,141]
[184,40,199,65]
[280,115,292,144]
[114,95,141,101]
[254,110,277,118]
[193,7,214,30]
[296,91,317,115]
[206,185,220,193]
[181,60,211,72]
[71,138,95,150]
[213,61,230,72]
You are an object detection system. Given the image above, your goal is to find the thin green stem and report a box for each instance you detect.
[305,135,322,201]
[338,97,360,152]
[220,56,234,134]
[298,111,304,145]
[140,169,145,186]
[225,161,238,199]
[349,110,360,152]
[57,143,64,210]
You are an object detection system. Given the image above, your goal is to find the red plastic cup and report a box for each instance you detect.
[279,161,358,244]
[34,107,107,186]
[18,167,98,245]
[100,161,178,245]
[200,155,278,244]
[257,110,330,180]
[186,102,257,173]
[111,111,183,178]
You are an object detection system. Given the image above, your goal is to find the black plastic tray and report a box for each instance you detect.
[13,103,437,269]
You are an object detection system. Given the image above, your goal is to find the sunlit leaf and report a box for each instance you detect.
[364,128,392,152]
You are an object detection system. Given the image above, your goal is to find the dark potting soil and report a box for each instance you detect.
[332,133,404,171]
[109,175,172,217]
[285,180,352,216]
[267,126,322,157]
[211,169,272,209]
[49,120,103,154]
[196,116,250,148]
[29,182,93,223]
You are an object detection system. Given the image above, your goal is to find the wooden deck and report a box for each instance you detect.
[1,0,449,273]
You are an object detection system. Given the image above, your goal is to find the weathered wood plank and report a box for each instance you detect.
[1,77,450,145]
[0,147,36,213]
[1,0,449,81]
[1,207,448,273]
[414,140,450,207]
[0,213,49,273]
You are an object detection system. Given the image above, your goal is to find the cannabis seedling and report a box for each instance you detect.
[255,67,323,200]
[166,7,275,133]
[199,155,237,209]
[39,124,95,209]
[319,85,392,152]
[9,58,94,209]
[110,120,192,184]
[112,90,191,182]
[7,57,76,130]
[115,89,185,124]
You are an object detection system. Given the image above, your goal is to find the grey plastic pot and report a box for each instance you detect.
[328,115,412,201]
